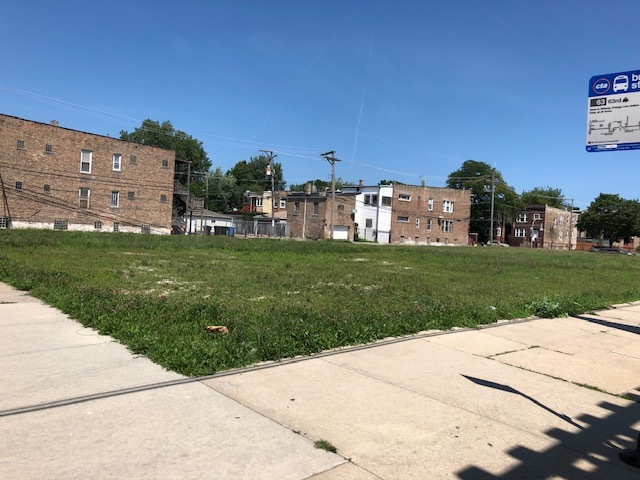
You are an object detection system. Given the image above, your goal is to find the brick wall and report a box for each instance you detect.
[287,193,356,240]
[0,114,175,234]
[390,184,472,245]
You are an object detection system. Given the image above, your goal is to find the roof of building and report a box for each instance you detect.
[0,113,175,154]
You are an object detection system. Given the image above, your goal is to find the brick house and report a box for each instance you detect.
[0,114,175,234]
[510,204,579,250]
[242,190,287,220]
[286,190,357,240]
[390,184,472,246]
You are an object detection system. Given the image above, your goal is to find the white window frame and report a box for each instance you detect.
[443,200,454,213]
[113,153,122,172]
[515,228,527,238]
[279,199,286,209]
[426,219,432,231]
[441,220,453,233]
[517,213,527,223]
[79,188,90,209]
[80,150,92,173]
[398,193,411,201]
[533,213,541,220]
[427,198,434,211]
[111,191,120,208]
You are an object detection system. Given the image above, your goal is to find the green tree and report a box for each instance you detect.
[577,193,640,245]
[120,119,211,172]
[289,178,354,192]
[446,160,520,243]
[226,155,285,210]
[521,186,567,208]
[206,167,237,213]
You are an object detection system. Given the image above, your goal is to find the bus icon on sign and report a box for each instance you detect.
[614,75,629,92]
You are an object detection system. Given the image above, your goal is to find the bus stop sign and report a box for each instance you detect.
[587,69,640,152]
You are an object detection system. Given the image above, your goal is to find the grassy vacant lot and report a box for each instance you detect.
[1,230,639,375]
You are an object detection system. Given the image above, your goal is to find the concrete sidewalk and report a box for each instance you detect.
[1,282,639,479]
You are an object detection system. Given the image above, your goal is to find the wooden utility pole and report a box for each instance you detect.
[260,150,277,236]
[321,151,341,240]
[0,172,11,228]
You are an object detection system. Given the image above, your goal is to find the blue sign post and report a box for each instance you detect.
[587,69,640,152]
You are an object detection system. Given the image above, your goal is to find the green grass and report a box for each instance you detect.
[1,229,639,376]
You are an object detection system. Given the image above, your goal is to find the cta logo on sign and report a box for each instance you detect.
[592,78,610,95]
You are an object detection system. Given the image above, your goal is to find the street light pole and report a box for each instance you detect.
[531,218,541,248]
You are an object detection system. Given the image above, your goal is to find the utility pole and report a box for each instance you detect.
[321,151,341,240]
[489,169,495,245]
[0,172,11,228]
[260,150,277,236]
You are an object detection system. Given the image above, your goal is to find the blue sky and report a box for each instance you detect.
[2,0,639,209]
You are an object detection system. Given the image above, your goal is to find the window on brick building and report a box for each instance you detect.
[428,197,434,211]
[54,219,68,230]
[443,200,454,213]
[112,154,121,172]
[517,213,527,222]
[95,221,102,230]
[441,220,453,232]
[280,199,286,209]
[111,191,120,207]
[313,202,319,215]
[128,191,135,200]
[45,144,53,154]
[398,193,411,201]
[141,225,151,234]
[43,184,51,193]
[397,216,409,222]
[79,188,90,209]
[129,154,137,165]
[16,139,25,149]
[113,222,120,232]
[0,217,8,229]
[337,204,344,211]
[427,219,432,231]
[80,150,92,173]
[15,181,23,191]
[515,228,527,237]
[294,202,300,214]
[416,218,420,228]
[160,194,167,203]
[162,159,169,168]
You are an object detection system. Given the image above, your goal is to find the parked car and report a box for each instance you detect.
[589,245,636,255]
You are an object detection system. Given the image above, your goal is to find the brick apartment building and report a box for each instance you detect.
[287,190,357,240]
[391,184,472,246]
[0,114,175,234]
[509,204,579,250]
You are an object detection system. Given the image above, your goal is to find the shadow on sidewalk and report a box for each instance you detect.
[456,379,640,479]
[572,314,640,336]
